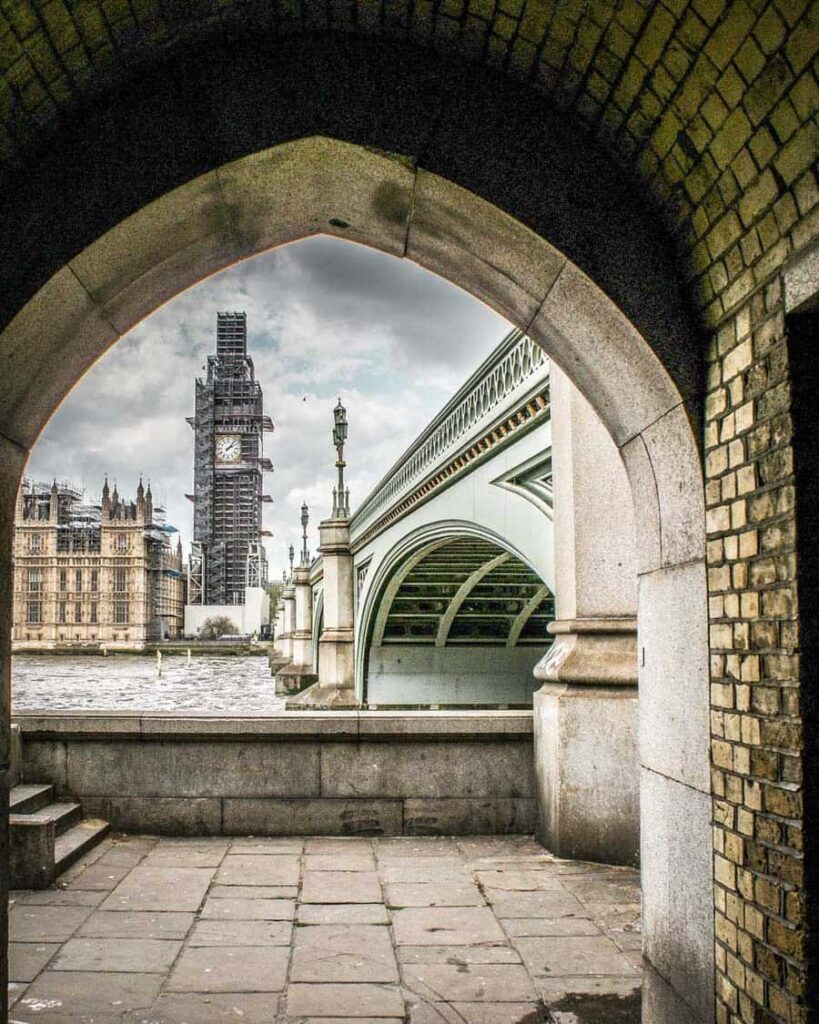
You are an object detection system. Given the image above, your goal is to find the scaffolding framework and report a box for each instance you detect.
[189,312,272,605]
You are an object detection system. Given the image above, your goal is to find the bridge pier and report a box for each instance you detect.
[533,366,639,866]
[288,518,357,708]
[276,565,318,695]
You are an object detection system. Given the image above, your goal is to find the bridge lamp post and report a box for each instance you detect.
[332,398,350,519]
[301,502,310,567]
[288,543,294,582]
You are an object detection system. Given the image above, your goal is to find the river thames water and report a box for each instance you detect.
[11,654,286,713]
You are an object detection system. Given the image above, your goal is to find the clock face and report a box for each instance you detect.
[215,434,242,463]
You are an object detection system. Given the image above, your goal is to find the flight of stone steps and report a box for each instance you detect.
[10,783,110,890]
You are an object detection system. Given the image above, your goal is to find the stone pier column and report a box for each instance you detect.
[287,518,357,708]
[279,584,296,663]
[533,364,639,865]
[276,566,318,695]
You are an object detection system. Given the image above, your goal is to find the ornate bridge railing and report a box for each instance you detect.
[350,330,551,548]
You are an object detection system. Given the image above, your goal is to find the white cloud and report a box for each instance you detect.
[26,236,510,564]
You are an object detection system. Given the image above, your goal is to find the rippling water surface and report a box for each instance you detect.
[12,654,286,713]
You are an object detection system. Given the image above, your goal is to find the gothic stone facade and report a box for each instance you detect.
[12,479,185,649]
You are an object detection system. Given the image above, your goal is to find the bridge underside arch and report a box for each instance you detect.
[365,535,554,706]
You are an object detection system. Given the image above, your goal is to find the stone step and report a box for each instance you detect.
[55,819,110,875]
[9,783,54,815]
[37,801,83,836]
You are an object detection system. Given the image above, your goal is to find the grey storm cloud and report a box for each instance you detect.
[26,236,509,564]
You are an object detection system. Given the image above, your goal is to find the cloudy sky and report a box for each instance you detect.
[27,236,509,570]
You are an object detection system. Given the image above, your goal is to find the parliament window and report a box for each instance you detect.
[74,602,82,624]
[27,568,42,593]
[113,601,129,624]
[90,569,99,592]
[114,567,127,592]
[58,602,67,624]
[26,601,42,624]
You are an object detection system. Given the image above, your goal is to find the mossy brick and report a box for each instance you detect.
[743,54,793,125]
[784,8,819,74]
[774,122,819,184]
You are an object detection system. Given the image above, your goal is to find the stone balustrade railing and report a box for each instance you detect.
[350,330,550,542]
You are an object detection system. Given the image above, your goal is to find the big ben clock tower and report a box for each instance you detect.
[187,312,272,607]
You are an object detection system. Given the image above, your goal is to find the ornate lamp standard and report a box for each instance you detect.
[301,502,310,566]
[288,543,294,582]
[332,398,350,519]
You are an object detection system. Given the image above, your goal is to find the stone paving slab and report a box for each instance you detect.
[9,834,641,1022]
[301,870,383,904]
[76,910,194,939]
[13,970,164,1019]
[291,924,399,983]
[188,918,292,945]
[9,942,60,983]
[100,866,215,912]
[403,961,539,1001]
[52,936,182,973]
[166,945,289,992]
[199,896,295,920]
[385,881,484,907]
[298,903,391,925]
[287,981,406,1017]
[391,907,507,946]
[216,853,301,886]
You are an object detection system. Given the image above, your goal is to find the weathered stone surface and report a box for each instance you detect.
[385,882,483,907]
[301,871,383,904]
[200,897,295,921]
[291,924,399,983]
[216,854,300,886]
[14,970,163,1017]
[513,935,640,978]
[298,904,390,925]
[397,945,522,964]
[286,982,405,1018]
[188,919,292,946]
[100,866,215,912]
[402,962,538,1002]
[144,992,285,1023]
[321,742,534,799]
[9,903,94,943]
[77,911,194,939]
[391,907,505,946]
[9,941,60,983]
[222,797,403,836]
[52,936,182,973]
[166,945,289,992]
[65,741,321,798]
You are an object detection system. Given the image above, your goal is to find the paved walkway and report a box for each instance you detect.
[9,834,641,1023]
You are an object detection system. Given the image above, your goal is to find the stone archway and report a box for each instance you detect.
[0,137,711,1022]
